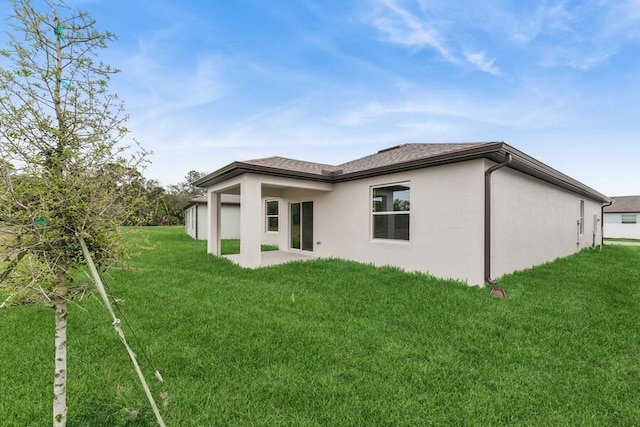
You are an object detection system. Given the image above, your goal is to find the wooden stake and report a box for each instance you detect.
[78,235,166,427]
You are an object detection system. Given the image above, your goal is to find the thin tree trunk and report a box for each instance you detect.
[52,11,68,425]
[53,267,68,427]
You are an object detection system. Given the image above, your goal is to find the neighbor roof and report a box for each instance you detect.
[193,142,610,203]
[184,194,240,209]
[604,195,640,213]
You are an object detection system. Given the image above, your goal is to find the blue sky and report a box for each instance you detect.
[2,1,640,195]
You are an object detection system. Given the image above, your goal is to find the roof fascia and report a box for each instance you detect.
[501,144,610,203]
[194,142,609,203]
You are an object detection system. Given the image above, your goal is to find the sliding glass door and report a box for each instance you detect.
[290,201,313,251]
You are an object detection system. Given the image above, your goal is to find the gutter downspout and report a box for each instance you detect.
[600,201,613,247]
[484,153,513,296]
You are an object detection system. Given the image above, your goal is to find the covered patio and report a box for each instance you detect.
[223,250,317,267]
[205,173,333,268]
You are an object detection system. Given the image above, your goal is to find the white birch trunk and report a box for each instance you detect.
[53,294,67,427]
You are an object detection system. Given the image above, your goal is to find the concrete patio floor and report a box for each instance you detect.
[223,250,317,267]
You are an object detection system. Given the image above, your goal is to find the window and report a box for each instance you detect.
[266,200,279,232]
[372,182,410,240]
[579,200,584,235]
[622,214,637,224]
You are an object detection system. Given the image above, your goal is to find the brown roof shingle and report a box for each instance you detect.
[193,141,609,203]
[243,156,338,175]
[604,195,640,213]
[337,143,488,174]
[241,143,492,176]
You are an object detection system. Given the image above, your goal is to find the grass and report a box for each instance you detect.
[221,238,279,255]
[1,226,639,425]
[605,237,640,243]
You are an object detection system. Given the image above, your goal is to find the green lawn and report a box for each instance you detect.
[1,226,639,425]
[221,238,279,255]
[605,237,640,243]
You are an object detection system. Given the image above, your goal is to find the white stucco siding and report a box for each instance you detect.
[259,177,332,250]
[313,160,487,285]
[604,213,640,239]
[220,204,240,239]
[490,163,603,279]
[196,203,207,240]
[261,188,284,247]
[185,203,239,240]
[185,205,197,239]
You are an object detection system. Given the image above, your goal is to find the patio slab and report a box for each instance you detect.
[223,250,317,267]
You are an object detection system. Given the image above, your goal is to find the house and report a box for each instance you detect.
[603,195,640,239]
[193,142,610,286]
[184,194,240,240]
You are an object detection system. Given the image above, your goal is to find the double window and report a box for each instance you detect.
[372,182,410,240]
[622,214,637,224]
[266,200,279,232]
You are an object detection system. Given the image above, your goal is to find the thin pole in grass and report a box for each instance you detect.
[78,235,166,427]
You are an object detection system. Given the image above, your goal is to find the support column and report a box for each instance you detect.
[207,191,220,255]
[239,175,262,268]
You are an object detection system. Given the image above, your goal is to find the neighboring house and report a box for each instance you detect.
[193,142,609,286]
[184,194,240,240]
[603,195,640,239]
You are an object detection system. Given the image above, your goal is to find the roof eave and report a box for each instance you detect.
[193,161,333,188]
[194,142,609,203]
[334,142,506,182]
[500,144,610,203]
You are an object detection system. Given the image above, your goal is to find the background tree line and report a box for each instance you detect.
[1,166,207,227]
[122,170,208,226]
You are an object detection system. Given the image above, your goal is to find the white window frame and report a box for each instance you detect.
[265,199,279,232]
[621,214,637,224]
[371,181,410,241]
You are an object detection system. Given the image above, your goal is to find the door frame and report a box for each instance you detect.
[289,201,314,252]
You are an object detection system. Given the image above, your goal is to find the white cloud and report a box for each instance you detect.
[368,0,458,63]
[464,51,499,75]
[566,49,618,70]
[115,42,230,135]
[328,83,574,133]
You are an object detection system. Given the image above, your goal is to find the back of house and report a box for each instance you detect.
[603,195,640,239]
[194,142,610,286]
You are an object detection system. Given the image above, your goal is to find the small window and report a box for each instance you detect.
[266,200,279,232]
[622,214,637,224]
[579,200,584,235]
[372,182,410,240]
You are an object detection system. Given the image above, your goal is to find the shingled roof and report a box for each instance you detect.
[604,195,640,213]
[243,157,337,175]
[242,143,485,175]
[193,142,609,203]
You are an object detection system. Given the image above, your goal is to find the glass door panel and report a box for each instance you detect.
[290,201,313,251]
[290,202,301,249]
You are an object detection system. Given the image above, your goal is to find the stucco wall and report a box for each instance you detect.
[604,213,640,239]
[261,188,285,247]
[205,160,605,286]
[490,162,603,279]
[220,204,240,239]
[266,160,487,285]
[185,205,197,239]
[186,203,240,240]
